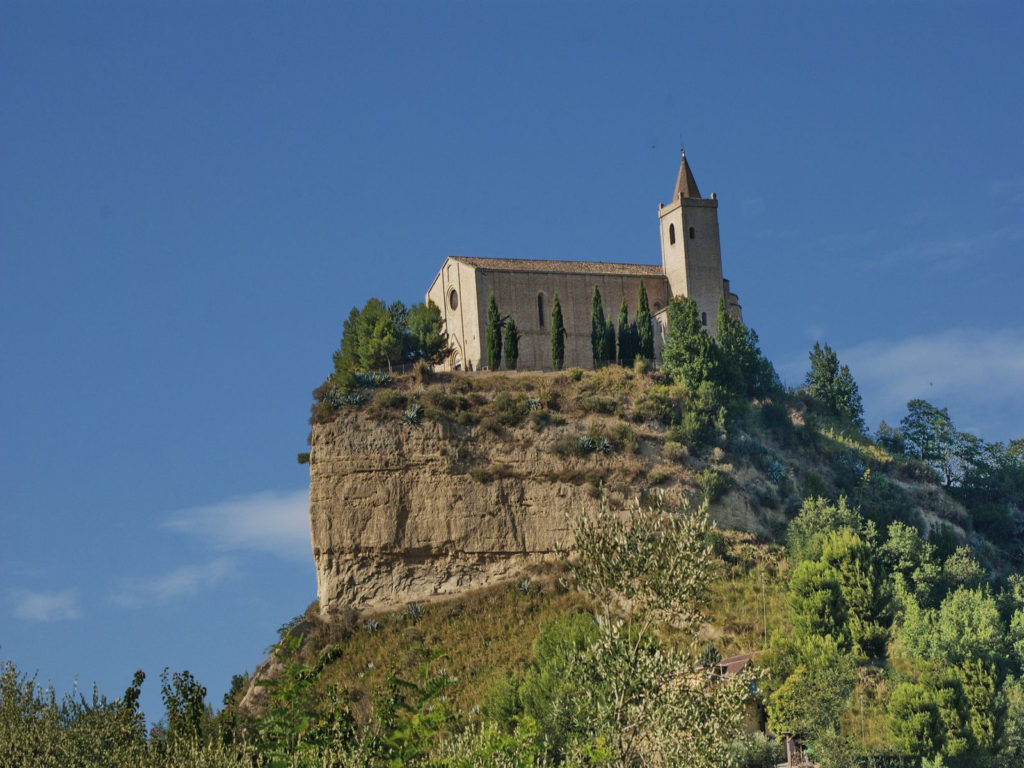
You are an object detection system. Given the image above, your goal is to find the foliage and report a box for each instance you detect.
[332,298,448,384]
[160,668,208,743]
[589,286,610,367]
[503,317,520,371]
[887,681,942,758]
[767,634,856,742]
[486,294,503,371]
[805,341,864,429]
[663,296,721,391]
[616,298,636,367]
[716,298,780,399]
[786,496,872,565]
[550,293,566,371]
[567,494,749,766]
[635,282,655,361]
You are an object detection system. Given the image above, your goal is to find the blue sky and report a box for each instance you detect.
[2,1,1022,721]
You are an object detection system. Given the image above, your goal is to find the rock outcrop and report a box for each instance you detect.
[309,413,620,615]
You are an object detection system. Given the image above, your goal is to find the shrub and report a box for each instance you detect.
[297,452,310,464]
[375,389,408,410]
[663,441,689,463]
[611,423,640,454]
[697,468,732,503]
[412,359,432,383]
[568,368,584,382]
[402,403,422,426]
[493,392,529,426]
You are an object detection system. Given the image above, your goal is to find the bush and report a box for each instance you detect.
[697,468,732,503]
[375,389,408,410]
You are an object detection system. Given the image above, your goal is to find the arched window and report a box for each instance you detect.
[689,226,696,239]
[538,294,545,328]
[701,311,707,326]
[669,223,676,244]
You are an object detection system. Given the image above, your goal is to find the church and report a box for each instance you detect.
[425,152,742,371]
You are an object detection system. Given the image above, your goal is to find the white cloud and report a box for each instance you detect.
[162,489,310,561]
[842,328,1024,441]
[13,589,82,622]
[109,558,237,608]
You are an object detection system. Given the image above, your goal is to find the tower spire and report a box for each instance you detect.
[672,150,701,200]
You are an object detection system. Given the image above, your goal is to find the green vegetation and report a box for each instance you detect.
[486,293,502,371]
[504,317,520,371]
[635,282,654,361]
[589,286,610,368]
[550,293,566,371]
[805,341,864,430]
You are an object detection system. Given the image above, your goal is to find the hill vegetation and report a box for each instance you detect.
[3,293,1022,767]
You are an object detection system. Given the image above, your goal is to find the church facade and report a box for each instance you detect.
[425,153,741,371]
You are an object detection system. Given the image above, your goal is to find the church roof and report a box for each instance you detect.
[672,151,702,200]
[450,255,664,277]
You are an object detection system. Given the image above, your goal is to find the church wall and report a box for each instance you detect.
[426,259,484,370]
[471,270,671,371]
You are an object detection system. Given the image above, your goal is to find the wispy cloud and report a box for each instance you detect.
[12,589,82,622]
[866,227,1023,271]
[162,489,310,561]
[842,327,1024,441]
[109,558,237,607]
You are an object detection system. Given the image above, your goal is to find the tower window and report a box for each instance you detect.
[538,294,545,328]
[669,224,676,245]
[701,311,707,326]
[689,226,696,239]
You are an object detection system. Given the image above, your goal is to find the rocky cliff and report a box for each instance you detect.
[309,412,622,615]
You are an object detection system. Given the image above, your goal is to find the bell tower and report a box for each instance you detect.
[658,151,727,335]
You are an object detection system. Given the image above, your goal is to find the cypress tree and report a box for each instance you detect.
[617,298,633,366]
[504,317,520,370]
[590,286,607,367]
[550,293,566,371]
[485,294,502,370]
[605,318,616,367]
[636,282,654,361]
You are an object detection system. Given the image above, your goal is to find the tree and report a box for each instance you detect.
[567,495,749,766]
[715,298,779,399]
[503,317,520,371]
[604,317,616,367]
[663,296,721,390]
[819,528,888,658]
[550,293,566,371]
[616,299,630,366]
[405,300,449,364]
[590,286,608,367]
[788,560,849,648]
[805,341,864,429]
[636,282,655,361]
[485,293,502,371]
[887,682,942,759]
[786,496,871,566]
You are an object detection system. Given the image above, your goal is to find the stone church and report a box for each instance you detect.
[426,152,742,371]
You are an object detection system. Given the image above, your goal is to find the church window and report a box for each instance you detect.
[689,226,696,239]
[537,294,545,327]
[448,289,458,311]
[701,311,707,326]
[669,224,676,244]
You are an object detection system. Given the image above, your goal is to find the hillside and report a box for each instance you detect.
[307,363,984,618]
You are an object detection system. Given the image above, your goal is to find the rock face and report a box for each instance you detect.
[309,413,613,615]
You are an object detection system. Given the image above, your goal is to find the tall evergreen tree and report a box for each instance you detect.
[663,296,720,389]
[636,282,654,361]
[550,293,566,371]
[503,317,520,371]
[806,341,864,429]
[485,294,503,371]
[590,286,608,367]
[604,318,616,367]
[715,298,778,399]
[617,298,634,366]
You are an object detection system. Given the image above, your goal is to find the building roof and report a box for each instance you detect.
[450,255,665,277]
[672,151,702,200]
[715,653,757,677]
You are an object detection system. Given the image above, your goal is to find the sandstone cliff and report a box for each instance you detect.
[310,412,621,615]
